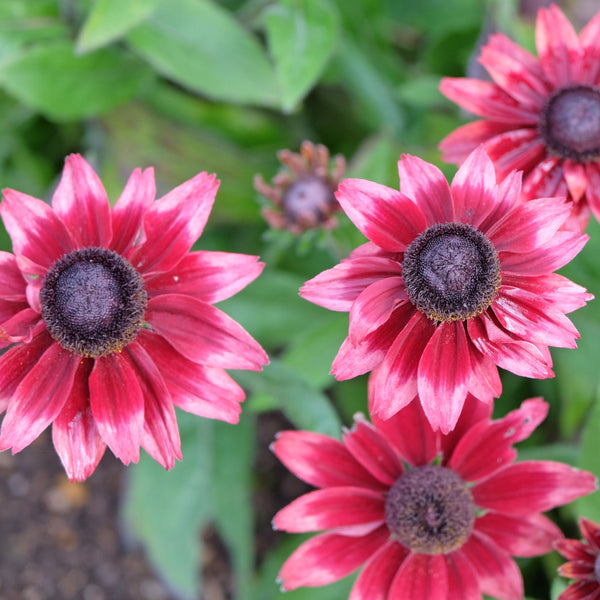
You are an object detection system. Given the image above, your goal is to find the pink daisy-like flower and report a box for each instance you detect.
[0,154,268,481]
[555,517,600,600]
[300,147,591,432]
[439,4,600,231]
[273,396,596,600]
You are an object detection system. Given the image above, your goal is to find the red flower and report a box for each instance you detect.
[273,397,597,600]
[556,517,600,600]
[0,154,268,480]
[439,5,600,231]
[300,147,590,432]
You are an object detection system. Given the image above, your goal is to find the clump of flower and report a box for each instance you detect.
[556,517,600,600]
[301,146,591,432]
[439,4,600,231]
[272,396,596,600]
[254,140,346,234]
[0,154,268,480]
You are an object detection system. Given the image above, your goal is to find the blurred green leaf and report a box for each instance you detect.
[77,0,161,54]
[575,395,600,524]
[281,312,347,389]
[212,414,256,595]
[0,41,153,121]
[237,359,341,438]
[265,0,338,113]
[127,0,278,106]
[220,268,330,348]
[123,414,215,599]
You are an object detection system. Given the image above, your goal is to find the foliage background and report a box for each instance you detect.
[1,0,599,599]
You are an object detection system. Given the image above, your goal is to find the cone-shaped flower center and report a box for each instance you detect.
[540,85,600,161]
[40,248,147,358]
[402,222,500,322]
[385,465,475,555]
[282,176,336,226]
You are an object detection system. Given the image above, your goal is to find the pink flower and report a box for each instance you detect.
[439,4,600,231]
[0,154,268,480]
[272,397,597,600]
[300,147,591,432]
[556,517,600,600]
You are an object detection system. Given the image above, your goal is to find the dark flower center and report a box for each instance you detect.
[539,85,600,161]
[40,248,147,358]
[402,222,500,322]
[384,465,475,555]
[282,175,336,226]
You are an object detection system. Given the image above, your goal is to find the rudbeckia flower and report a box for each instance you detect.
[556,517,600,600]
[300,147,590,432]
[0,154,268,480]
[440,4,600,231]
[254,140,346,234]
[273,397,596,600]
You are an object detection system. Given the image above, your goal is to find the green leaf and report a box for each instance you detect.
[219,268,331,349]
[236,359,341,438]
[77,0,161,53]
[265,0,338,112]
[575,394,600,524]
[281,312,347,389]
[127,0,278,106]
[212,414,256,594]
[0,41,153,121]
[122,414,215,599]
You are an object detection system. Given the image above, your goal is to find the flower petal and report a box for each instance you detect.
[480,34,548,107]
[0,341,78,453]
[272,429,383,489]
[472,460,597,515]
[138,329,245,424]
[349,541,408,600]
[449,146,498,228]
[273,486,385,533]
[145,251,264,303]
[439,77,539,123]
[129,172,219,274]
[536,5,582,87]
[348,277,407,344]
[301,256,403,312]
[370,312,435,419]
[52,358,106,482]
[475,513,562,557]
[146,294,268,370]
[449,397,547,482]
[278,527,389,590]
[52,154,112,247]
[580,517,600,551]
[418,321,471,434]
[500,230,588,276]
[483,129,546,180]
[398,153,454,224]
[579,10,600,84]
[388,553,448,600]
[343,415,404,485]
[335,178,426,252]
[371,399,439,467]
[492,286,580,348]
[445,550,480,600]
[439,119,517,165]
[332,302,416,380]
[0,251,26,300]
[467,344,502,404]
[521,156,563,199]
[126,341,181,470]
[1,189,74,274]
[461,531,523,600]
[89,352,144,465]
[486,196,571,253]
[110,167,155,256]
